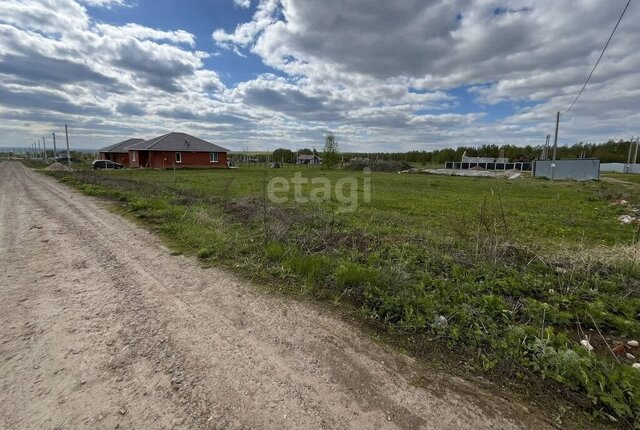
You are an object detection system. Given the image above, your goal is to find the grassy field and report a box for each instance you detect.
[44,164,640,428]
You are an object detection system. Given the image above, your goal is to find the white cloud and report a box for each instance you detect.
[0,0,90,34]
[213,0,279,48]
[95,23,196,47]
[78,0,127,8]
[233,0,251,8]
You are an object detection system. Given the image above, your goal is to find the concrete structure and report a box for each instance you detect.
[445,161,531,171]
[128,132,228,169]
[297,154,321,164]
[462,155,508,164]
[533,159,600,180]
[446,153,532,171]
[98,138,144,166]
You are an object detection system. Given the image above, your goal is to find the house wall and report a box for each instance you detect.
[129,151,148,168]
[139,151,227,169]
[130,151,139,167]
[100,152,130,165]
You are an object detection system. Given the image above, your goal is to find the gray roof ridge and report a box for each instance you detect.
[99,137,144,153]
[146,132,172,150]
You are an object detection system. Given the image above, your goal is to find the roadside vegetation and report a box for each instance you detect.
[42,165,640,428]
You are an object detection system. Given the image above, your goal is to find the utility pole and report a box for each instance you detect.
[37,139,42,161]
[52,132,58,160]
[551,111,560,180]
[626,137,634,174]
[634,137,639,166]
[42,136,48,163]
[543,134,550,160]
[65,124,71,168]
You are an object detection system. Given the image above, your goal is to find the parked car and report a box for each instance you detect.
[55,156,77,163]
[92,160,124,170]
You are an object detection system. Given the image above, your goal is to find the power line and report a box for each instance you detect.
[563,0,632,115]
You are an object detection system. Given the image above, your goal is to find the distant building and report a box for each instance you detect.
[127,132,229,169]
[297,154,321,164]
[511,154,534,163]
[98,138,144,166]
[462,154,509,164]
[446,151,531,171]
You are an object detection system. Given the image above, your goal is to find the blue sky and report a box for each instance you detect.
[0,0,638,152]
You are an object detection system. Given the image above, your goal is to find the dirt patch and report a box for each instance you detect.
[44,162,73,172]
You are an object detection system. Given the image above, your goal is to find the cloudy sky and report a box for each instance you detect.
[0,0,638,152]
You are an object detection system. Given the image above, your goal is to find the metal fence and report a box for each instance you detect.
[445,161,531,171]
[533,159,600,180]
[600,163,640,174]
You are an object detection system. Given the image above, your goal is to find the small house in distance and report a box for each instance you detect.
[511,154,534,163]
[128,132,229,169]
[98,138,144,166]
[297,154,321,164]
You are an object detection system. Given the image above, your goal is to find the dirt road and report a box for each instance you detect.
[0,162,549,429]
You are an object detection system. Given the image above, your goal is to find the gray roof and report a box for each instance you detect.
[298,154,320,160]
[127,132,229,153]
[99,138,145,153]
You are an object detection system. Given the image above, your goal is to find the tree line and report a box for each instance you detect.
[269,138,637,165]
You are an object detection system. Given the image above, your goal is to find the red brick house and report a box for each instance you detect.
[98,138,144,166]
[128,132,229,169]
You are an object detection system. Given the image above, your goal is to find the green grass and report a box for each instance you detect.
[45,166,640,428]
[604,172,640,186]
[68,167,637,248]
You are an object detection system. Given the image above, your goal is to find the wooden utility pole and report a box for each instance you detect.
[551,111,560,180]
[634,137,639,166]
[52,132,57,160]
[42,136,48,163]
[37,139,42,160]
[65,124,71,168]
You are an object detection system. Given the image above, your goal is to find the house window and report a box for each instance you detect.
[210,152,218,163]
[175,152,181,163]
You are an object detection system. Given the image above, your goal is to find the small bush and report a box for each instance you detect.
[197,247,217,260]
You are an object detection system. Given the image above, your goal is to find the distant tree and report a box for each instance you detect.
[298,148,313,155]
[272,148,295,163]
[322,133,340,168]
